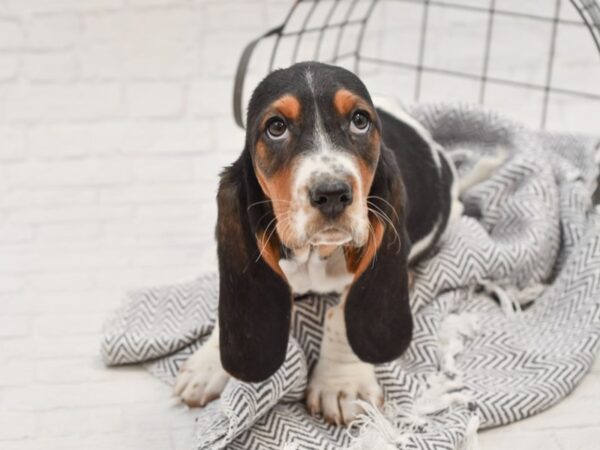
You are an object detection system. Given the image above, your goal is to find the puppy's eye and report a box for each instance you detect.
[349,111,370,134]
[265,117,288,140]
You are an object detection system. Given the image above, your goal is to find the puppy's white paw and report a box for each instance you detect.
[174,340,230,407]
[306,360,383,426]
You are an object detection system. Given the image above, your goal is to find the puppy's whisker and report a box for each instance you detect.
[366,199,393,220]
[247,198,291,211]
[255,210,276,229]
[256,211,293,263]
[371,211,400,248]
[279,215,295,248]
[365,219,378,268]
[367,204,392,232]
[370,212,383,264]
[251,199,292,231]
[247,199,272,211]
[367,201,401,239]
[256,215,283,262]
[262,214,280,237]
[367,204,401,247]
[367,195,400,221]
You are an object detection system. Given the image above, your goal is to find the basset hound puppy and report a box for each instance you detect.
[174,62,479,425]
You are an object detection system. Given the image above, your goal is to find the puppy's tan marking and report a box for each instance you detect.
[254,162,296,246]
[256,231,285,278]
[333,89,371,117]
[334,89,360,116]
[344,219,384,279]
[253,94,302,245]
[275,94,301,121]
[355,156,377,198]
[261,94,301,125]
[336,89,380,167]
[368,130,381,163]
[255,139,268,162]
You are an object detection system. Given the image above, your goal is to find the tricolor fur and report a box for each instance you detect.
[174,62,499,425]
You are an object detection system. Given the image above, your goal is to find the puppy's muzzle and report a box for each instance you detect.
[309,180,353,219]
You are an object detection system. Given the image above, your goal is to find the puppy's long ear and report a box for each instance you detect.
[344,147,413,363]
[217,151,292,382]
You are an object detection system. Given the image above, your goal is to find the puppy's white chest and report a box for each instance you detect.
[279,247,354,295]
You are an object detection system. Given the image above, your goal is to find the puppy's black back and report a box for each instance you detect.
[377,108,453,263]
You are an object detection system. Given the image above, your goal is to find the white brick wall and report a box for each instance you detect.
[0,1,598,449]
[0,2,284,448]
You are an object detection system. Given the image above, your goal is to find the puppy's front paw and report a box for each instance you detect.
[174,343,230,407]
[306,360,383,426]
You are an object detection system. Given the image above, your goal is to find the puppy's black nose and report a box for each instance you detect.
[309,181,353,218]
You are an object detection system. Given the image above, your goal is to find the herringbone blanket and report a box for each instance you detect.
[102,104,600,450]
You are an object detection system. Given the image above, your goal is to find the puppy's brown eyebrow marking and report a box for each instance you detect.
[270,94,301,122]
[333,89,370,117]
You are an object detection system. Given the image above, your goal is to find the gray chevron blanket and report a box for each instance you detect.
[102,104,600,450]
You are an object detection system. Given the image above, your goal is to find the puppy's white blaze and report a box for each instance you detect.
[305,69,315,94]
[290,122,368,247]
[372,95,443,172]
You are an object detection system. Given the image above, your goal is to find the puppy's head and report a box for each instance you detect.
[246,62,381,250]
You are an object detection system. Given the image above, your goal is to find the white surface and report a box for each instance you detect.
[0,0,599,449]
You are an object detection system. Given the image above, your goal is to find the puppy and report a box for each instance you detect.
[174,62,464,425]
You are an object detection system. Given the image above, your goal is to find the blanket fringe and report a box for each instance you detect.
[415,373,472,416]
[438,313,480,373]
[345,400,412,450]
[342,310,481,449]
[343,373,477,450]
[479,281,546,316]
[459,416,481,450]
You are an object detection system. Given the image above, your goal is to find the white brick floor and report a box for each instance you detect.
[0,1,599,449]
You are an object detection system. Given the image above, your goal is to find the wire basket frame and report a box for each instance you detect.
[233,0,600,131]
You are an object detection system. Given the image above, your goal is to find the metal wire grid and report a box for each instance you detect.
[233,0,600,129]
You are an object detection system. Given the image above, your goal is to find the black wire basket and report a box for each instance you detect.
[233,0,600,132]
